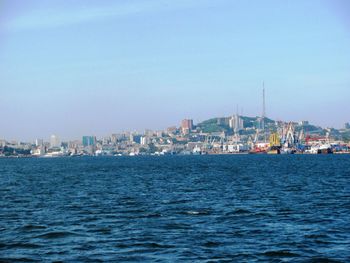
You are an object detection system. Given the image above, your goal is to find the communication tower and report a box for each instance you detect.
[262,81,266,130]
[262,82,267,142]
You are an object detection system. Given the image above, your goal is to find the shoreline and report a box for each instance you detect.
[1,152,349,159]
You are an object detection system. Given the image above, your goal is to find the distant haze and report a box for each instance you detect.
[1,0,349,141]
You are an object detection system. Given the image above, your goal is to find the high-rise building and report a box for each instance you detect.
[102,137,111,145]
[217,117,229,126]
[82,136,96,147]
[345,123,350,130]
[181,119,193,134]
[229,115,244,133]
[140,136,148,145]
[0,140,6,147]
[156,131,163,138]
[145,129,154,137]
[50,135,60,148]
[131,135,142,144]
[299,121,309,126]
[35,139,43,147]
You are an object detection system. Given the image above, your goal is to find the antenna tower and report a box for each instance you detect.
[262,82,266,142]
[262,82,266,129]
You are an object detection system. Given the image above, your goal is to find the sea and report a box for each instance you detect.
[0,155,349,262]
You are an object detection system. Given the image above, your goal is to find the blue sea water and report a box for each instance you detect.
[0,155,349,262]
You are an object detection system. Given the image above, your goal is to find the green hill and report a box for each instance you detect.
[196,116,273,133]
[196,118,230,133]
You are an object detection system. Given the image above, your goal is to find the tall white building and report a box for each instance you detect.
[140,136,148,145]
[229,115,244,133]
[50,135,60,148]
[0,140,6,147]
[35,139,43,147]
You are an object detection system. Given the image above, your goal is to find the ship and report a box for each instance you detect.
[304,144,333,154]
[249,142,269,154]
[267,133,281,154]
[267,146,280,154]
[249,148,267,154]
[317,144,333,154]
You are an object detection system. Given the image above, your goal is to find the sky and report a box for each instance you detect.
[0,0,349,141]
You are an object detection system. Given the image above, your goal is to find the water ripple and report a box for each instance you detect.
[0,155,349,262]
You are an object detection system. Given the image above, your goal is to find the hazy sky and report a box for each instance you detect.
[1,0,349,141]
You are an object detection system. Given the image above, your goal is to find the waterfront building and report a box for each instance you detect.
[82,136,96,147]
[50,135,60,148]
[31,147,45,156]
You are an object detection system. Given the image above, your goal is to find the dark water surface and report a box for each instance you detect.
[1,155,349,262]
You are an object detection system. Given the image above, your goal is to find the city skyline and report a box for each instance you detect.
[1,0,350,141]
[1,113,349,143]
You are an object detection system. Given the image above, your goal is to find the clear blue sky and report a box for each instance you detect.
[1,0,349,141]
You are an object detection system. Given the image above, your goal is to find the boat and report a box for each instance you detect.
[280,148,295,154]
[267,146,280,154]
[249,148,267,154]
[317,144,333,154]
[267,133,281,154]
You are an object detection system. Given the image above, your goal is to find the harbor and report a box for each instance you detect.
[1,116,349,157]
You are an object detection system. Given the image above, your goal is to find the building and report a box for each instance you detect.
[344,123,350,130]
[131,135,142,144]
[167,126,177,134]
[229,115,244,133]
[140,136,148,145]
[50,135,60,148]
[82,136,96,147]
[156,131,163,138]
[256,117,265,130]
[102,137,111,145]
[35,139,43,147]
[181,119,193,134]
[0,140,6,147]
[299,121,309,126]
[145,129,154,137]
[217,117,229,126]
